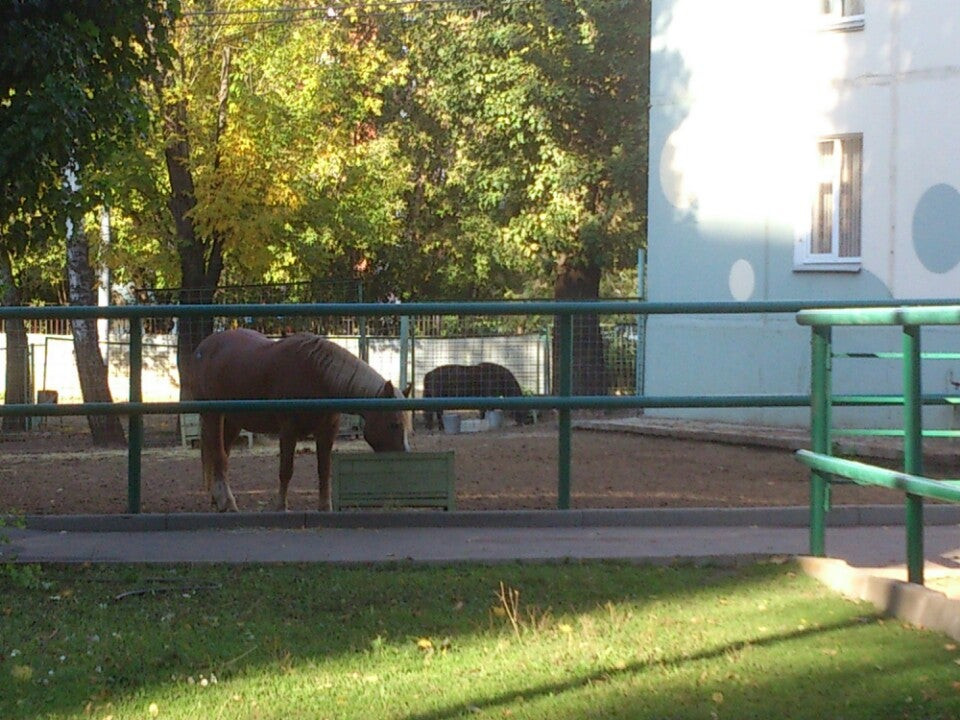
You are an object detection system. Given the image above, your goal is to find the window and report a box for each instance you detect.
[821,0,865,31]
[796,135,862,271]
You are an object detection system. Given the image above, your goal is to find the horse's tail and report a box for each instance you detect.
[199,414,226,493]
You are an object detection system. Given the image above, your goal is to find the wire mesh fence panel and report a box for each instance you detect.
[604,323,639,396]
[34,336,181,403]
[413,335,549,396]
[130,280,367,335]
[410,313,639,404]
[0,305,642,430]
[0,317,73,335]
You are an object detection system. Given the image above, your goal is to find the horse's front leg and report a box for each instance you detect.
[315,413,340,511]
[276,430,296,512]
[201,413,239,512]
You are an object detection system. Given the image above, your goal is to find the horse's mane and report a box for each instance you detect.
[286,334,388,397]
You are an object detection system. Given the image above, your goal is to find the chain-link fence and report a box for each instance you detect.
[130,280,368,335]
[408,312,638,431]
[0,297,642,421]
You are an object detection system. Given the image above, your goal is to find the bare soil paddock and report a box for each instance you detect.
[0,414,924,516]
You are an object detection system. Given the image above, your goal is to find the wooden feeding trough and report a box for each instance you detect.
[331,451,456,511]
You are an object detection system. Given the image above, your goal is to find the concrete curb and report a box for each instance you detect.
[798,556,960,641]
[574,419,811,452]
[574,416,960,462]
[8,504,960,533]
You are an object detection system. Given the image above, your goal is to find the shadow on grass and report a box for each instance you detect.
[3,561,957,719]
[400,617,877,720]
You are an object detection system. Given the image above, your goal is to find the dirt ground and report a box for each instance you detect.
[0,413,934,516]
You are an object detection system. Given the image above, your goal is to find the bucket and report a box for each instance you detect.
[442,413,462,434]
[486,409,504,430]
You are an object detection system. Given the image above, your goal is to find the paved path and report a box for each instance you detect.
[2,521,959,569]
[6,507,960,638]
[4,507,959,573]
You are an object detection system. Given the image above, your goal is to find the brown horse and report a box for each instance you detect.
[184,328,411,512]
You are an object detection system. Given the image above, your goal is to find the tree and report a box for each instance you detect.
[141,2,411,382]
[377,1,649,390]
[0,219,35,431]
[0,0,178,444]
[470,0,650,391]
[27,0,649,405]
[374,8,546,301]
[0,207,64,431]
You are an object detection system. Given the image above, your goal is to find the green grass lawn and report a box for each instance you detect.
[2,560,960,719]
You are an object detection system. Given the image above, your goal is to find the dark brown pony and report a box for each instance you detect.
[422,362,527,429]
[185,328,411,512]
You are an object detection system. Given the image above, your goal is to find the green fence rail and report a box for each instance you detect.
[797,304,960,586]
[796,451,960,504]
[3,299,960,517]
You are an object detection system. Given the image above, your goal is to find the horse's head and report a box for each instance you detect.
[362,381,412,452]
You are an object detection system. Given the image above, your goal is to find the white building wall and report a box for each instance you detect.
[647,0,960,428]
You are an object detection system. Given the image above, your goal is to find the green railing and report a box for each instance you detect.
[4,298,960,518]
[796,305,960,586]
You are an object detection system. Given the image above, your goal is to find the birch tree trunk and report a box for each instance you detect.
[64,170,126,446]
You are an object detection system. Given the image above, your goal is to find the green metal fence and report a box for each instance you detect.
[4,299,960,520]
[796,305,960,587]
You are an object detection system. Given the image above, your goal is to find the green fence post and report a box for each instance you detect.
[558,313,573,510]
[399,315,410,393]
[635,248,647,398]
[809,325,832,556]
[127,317,143,514]
[903,324,924,585]
[357,282,368,363]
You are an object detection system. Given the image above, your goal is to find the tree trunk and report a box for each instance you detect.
[164,104,222,395]
[65,185,126,446]
[553,258,606,396]
[0,247,30,431]
[157,55,229,397]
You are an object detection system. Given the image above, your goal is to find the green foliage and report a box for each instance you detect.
[0,0,177,222]
[0,0,179,315]
[372,0,649,299]
[2,1,649,305]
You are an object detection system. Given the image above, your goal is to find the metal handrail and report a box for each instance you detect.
[2,297,960,320]
[796,450,960,504]
[798,304,960,326]
[798,304,960,586]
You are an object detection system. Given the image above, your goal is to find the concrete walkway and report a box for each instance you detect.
[3,505,958,576]
[2,511,958,570]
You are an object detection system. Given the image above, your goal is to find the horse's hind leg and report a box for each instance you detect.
[202,414,240,512]
[276,431,296,511]
[315,413,340,511]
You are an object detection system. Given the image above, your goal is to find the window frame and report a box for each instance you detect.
[820,0,865,32]
[794,134,863,273]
